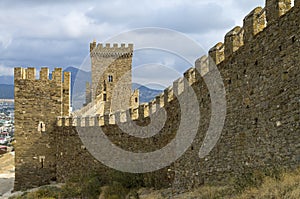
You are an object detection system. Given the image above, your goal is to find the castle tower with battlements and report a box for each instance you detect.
[88,42,137,113]
[14,67,71,190]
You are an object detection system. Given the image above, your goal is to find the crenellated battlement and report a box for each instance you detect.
[14,67,70,83]
[243,7,266,43]
[90,41,133,58]
[57,65,200,127]
[266,0,292,24]
[207,0,298,66]
[224,26,244,59]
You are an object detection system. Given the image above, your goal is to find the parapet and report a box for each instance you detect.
[204,0,297,66]
[243,7,266,43]
[90,41,133,58]
[266,0,292,24]
[164,86,174,103]
[195,55,209,76]
[183,67,195,85]
[224,26,244,59]
[40,68,49,80]
[14,67,36,80]
[14,67,70,84]
[173,77,184,96]
[208,42,225,65]
[14,68,25,80]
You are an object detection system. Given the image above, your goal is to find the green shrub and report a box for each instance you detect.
[104,182,129,199]
[60,173,103,199]
[108,171,145,189]
[9,186,61,199]
[233,167,284,192]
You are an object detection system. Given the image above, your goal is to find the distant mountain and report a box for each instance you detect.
[132,83,163,103]
[0,76,14,85]
[63,67,91,110]
[0,84,14,99]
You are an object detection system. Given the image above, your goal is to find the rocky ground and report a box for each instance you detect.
[0,152,15,199]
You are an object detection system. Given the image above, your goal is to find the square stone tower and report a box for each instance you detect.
[14,67,70,190]
[89,42,134,112]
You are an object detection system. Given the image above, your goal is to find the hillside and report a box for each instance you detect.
[132,83,162,103]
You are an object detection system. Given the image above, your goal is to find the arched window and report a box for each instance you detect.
[38,121,46,132]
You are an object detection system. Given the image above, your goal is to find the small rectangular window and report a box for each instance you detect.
[108,75,113,82]
[103,94,107,101]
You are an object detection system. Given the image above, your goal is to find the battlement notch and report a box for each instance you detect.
[243,7,266,43]
[26,67,36,80]
[224,26,244,59]
[184,67,197,86]
[164,86,174,103]
[266,0,292,24]
[195,55,209,77]
[14,67,26,80]
[208,42,225,65]
[40,68,49,80]
[90,41,133,58]
[52,68,62,83]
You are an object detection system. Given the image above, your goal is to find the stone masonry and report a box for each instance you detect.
[14,0,300,192]
[89,42,134,113]
[14,68,70,190]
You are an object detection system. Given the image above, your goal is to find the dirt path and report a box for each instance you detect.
[0,152,15,199]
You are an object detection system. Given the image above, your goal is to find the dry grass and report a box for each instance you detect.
[0,152,14,174]
[7,164,300,199]
[234,168,300,199]
[139,167,300,199]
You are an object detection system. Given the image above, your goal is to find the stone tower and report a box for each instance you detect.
[89,41,134,112]
[14,67,70,190]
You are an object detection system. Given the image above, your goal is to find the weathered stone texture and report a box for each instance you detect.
[266,0,292,24]
[243,7,266,43]
[90,42,133,112]
[14,0,300,192]
[14,68,70,191]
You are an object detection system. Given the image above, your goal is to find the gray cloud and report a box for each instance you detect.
[233,0,265,11]
[0,0,267,84]
[87,2,235,34]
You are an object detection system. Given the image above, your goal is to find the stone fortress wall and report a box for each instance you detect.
[14,0,300,191]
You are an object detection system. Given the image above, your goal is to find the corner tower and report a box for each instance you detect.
[14,67,70,190]
[89,41,134,112]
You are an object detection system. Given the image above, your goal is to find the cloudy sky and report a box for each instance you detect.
[0,0,265,88]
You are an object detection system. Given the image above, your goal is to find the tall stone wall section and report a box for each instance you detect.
[175,1,300,189]
[14,68,70,191]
